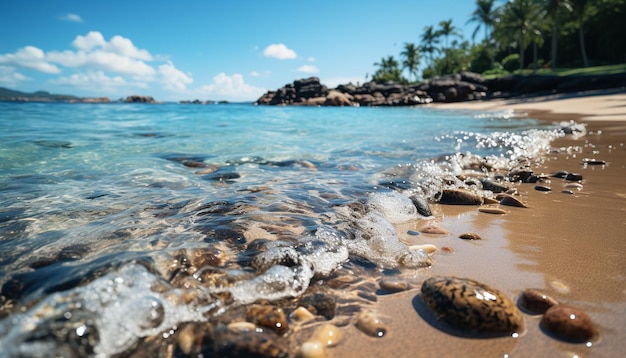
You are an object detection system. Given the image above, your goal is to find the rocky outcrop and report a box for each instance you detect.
[256,71,626,107]
[124,95,158,103]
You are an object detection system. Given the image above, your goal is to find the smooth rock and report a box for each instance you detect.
[315,324,343,347]
[355,311,387,337]
[291,307,315,322]
[299,340,326,358]
[480,179,509,193]
[419,225,449,235]
[409,194,432,216]
[534,185,552,192]
[408,244,437,254]
[379,277,410,292]
[437,189,483,205]
[298,292,337,320]
[499,195,528,208]
[420,276,523,334]
[551,170,569,179]
[246,304,288,335]
[565,173,583,181]
[582,158,606,165]
[541,304,596,342]
[458,232,482,240]
[518,289,558,314]
[478,207,507,214]
[564,183,583,191]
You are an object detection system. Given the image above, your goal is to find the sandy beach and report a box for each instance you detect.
[330,91,626,357]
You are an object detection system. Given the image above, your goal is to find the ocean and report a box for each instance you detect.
[0,102,564,356]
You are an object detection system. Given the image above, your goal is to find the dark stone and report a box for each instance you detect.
[541,304,596,342]
[297,291,337,319]
[409,194,432,216]
[518,289,558,315]
[436,189,483,205]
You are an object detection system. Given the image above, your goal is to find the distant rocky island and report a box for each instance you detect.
[0,88,161,104]
[256,72,626,107]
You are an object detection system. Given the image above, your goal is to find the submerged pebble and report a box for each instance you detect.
[535,185,552,192]
[478,207,507,215]
[379,277,410,292]
[246,304,288,335]
[315,324,343,347]
[458,232,482,240]
[518,289,558,314]
[420,276,523,334]
[565,173,583,182]
[355,311,387,337]
[541,304,596,342]
[419,225,449,235]
[298,340,326,358]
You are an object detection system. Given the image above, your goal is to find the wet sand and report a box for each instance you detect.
[331,91,626,357]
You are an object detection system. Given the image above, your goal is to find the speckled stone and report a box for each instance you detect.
[246,304,288,335]
[458,232,482,240]
[420,276,523,334]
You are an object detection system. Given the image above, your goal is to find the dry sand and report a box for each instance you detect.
[331,90,626,357]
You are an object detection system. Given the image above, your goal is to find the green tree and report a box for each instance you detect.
[420,25,440,71]
[546,0,573,70]
[467,0,496,43]
[494,0,543,70]
[400,43,421,83]
[372,56,404,83]
[571,0,589,66]
[437,19,463,49]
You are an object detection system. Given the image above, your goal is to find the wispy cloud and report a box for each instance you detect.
[0,46,61,74]
[60,13,83,23]
[297,65,319,74]
[262,44,297,60]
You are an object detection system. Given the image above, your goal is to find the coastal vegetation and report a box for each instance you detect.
[374,0,626,83]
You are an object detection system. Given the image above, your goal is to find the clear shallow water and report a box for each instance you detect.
[0,102,562,356]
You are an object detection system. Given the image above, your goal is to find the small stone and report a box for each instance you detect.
[441,246,455,253]
[565,173,583,181]
[561,190,574,195]
[246,304,288,335]
[480,179,509,193]
[419,225,449,235]
[355,311,387,337]
[564,183,583,191]
[420,276,523,334]
[409,194,432,216]
[541,304,596,342]
[518,289,558,314]
[437,189,483,205]
[478,207,507,214]
[408,244,437,254]
[291,307,315,322]
[499,195,528,208]
[483,197,499,204]
[582,158,606,165]
[534,185,552,192]
[379,277,410,292]
[298,292,337,320]
[459,233,482,240]
[315,324,343,347]
[407,230,420,236]
[551,170,569,179]
[299,340,326,358]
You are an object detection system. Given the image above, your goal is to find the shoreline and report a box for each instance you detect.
[332,91,626,357]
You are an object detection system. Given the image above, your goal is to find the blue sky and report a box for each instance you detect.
[0,1,484,102]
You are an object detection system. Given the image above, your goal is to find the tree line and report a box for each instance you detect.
[371,0,626,83]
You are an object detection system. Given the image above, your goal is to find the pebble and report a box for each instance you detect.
[315,324,343,347]
[564,183,583,191]
[441,246,455,253]
[480,179,509,193]
[534,185,552,192]
[518,289,558,314]
[420,276,523,334]
[379,277,410,292]
[419,225,449,235]
[246,304,288,335]
[561,190,574,195]
[458,232,482,240]
[437,189,483,205]
[355,311,387,337]
[551,170,569,179]
[291,307,315,322]
[409,194,432,216]
[407,230,420,236]
[478,207,507,215]
[298,292,337,320]
[541,304,596,342]
[483,197,499,204]
[499,195,528,208]
[582,158,606,165]
[565,173,583,182]
[408,244,437,254]
[298,340,326,358]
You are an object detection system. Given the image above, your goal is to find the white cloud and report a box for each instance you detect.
[198,73,266,101]
[47,49,155,77]
[263,43,297,60]
[72,32,106,52]
[250,70,270,78]
[297,65,319,74]
[158,61,192,91]
[0,66,32,87]
[51,71,127,88]
[60,13,83,23]
[307,57,316,62]
[0,46,61,74]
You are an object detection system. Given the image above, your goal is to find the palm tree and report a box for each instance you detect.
[400,43,421,83]
[420,25,440,71]
[571,0,589,67]
[546,0,573,70]
[373,56,402,83]
[437,19,463,49]
[494,0,544,70]
[467,0,496,43]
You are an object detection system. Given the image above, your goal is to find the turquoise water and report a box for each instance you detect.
[0,102,561,355]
